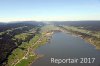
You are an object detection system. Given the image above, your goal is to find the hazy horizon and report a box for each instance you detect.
[0,20,100,23]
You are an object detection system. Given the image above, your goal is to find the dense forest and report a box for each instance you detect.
[0,21,45,66]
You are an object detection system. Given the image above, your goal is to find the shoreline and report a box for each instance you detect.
[28,35,51,66]
[61,27,100,50]
[29,31,53,66]
[69,32,99,50]
[12,26,55,66]
[10,32,52,66]
[29,54,44,66]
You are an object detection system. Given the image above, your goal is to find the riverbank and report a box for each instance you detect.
[6,34,41,66]
[59,26,100,50]
[15,31,53,66]
[31,31,100,66]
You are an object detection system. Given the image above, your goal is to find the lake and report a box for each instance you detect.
[31,32,100,66]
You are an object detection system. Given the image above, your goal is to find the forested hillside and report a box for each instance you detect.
[0,21,45,65]
[53,21,100,31]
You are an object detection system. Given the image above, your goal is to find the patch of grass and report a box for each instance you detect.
[15,55,37,66]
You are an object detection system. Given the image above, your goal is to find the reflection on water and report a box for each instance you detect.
[32,32,100,66]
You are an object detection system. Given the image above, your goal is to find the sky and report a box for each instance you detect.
[0,0,100,22]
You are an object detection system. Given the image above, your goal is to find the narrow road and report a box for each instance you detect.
[13,35,44,66]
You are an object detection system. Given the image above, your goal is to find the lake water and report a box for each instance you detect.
[32,32,100,66]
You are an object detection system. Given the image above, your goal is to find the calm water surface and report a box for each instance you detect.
[32,32,100,66]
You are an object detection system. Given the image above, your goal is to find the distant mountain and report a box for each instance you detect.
[8,21,45,26]
[0,21,45,32]
[52,21,100,31]
[0,23,7,26]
